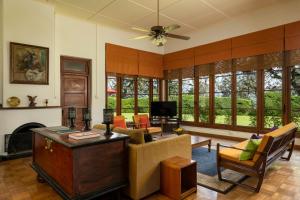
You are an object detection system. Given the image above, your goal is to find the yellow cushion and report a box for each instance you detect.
[146,127,162,134]
[113,127,145,144]
[219,147,255,166]
[93,124,114,130]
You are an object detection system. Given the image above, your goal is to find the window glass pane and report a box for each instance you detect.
[214,73,232,125]
[168,79,179,116]
[236,71,257,127]
[107,76,117,116]
[138,78,150,114]
[122,77,135,121]
[63,60,86,72]
[264,67,283,128]
[199,76,209,123]
[290,65,300,128]
[182,78,194,121]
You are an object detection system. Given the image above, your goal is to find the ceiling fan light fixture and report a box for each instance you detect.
[152,35,167,46]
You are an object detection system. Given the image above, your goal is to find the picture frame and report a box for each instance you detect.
[10,42,49,85]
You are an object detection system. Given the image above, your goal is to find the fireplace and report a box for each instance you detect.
[2,122,46,160]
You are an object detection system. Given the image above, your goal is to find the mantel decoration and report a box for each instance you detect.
[10,42,49,84]
[27,95,37,107]
[68,107,76,129]
[82,108,91,131]
[102,109,114,136]
[7,96,21,107]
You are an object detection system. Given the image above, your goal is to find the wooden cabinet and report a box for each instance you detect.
[32,128,129,200]
[161,156,197,200]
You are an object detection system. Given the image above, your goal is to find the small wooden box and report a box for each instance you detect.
[161,156,197,200]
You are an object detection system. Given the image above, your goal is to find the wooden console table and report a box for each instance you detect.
[31,127,129,200]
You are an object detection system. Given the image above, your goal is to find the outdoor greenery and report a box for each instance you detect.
[107,67,300,127]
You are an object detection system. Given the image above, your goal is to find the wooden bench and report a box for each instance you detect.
[216,122,298,192]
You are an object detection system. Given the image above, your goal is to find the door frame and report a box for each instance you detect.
[60,55,92,126]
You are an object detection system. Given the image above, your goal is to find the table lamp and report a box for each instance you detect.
[82,108,91,131]
[68,107,76,129]
[102,109,114,136]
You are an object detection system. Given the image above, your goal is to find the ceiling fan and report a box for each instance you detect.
[131,0,190,46]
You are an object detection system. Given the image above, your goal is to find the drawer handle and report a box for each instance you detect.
[44,138,53,153]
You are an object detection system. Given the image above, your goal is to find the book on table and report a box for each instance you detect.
[69,131,101,140]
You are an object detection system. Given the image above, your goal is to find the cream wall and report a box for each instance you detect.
[164,0,300,53]
[0,0,3,105]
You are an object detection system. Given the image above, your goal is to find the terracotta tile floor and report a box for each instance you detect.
[0,138,299,200]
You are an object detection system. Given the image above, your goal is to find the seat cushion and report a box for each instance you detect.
[146,127,162,134]
[219,147,255,166]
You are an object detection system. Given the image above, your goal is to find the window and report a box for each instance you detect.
[199,75,209,123]
[121,77,135,121]
[214,71,232,125]
[138,78,150,114]
[182,78,194,121]
[153,79,160,101]
[106,75,117,115]
[264,67,283,128]
[236,70,257,127]
[290,65,300,127]
[168,79,179,116]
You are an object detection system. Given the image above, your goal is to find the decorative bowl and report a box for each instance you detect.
[7,96,21,107]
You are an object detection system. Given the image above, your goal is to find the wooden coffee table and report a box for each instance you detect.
[191,135,211,152]
[153,134,211,152]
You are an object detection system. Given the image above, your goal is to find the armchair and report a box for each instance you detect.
[133,114,162,135]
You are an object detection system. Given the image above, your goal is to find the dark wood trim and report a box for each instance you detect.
[179,70,183,119]
[194,68,199,123]
[116,76,121,115]
[0,106,61,110]
[134,76,138,115]
[232,63,237,126]
[209,66,215,125]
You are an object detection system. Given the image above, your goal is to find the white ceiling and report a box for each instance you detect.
[41,0,284,35]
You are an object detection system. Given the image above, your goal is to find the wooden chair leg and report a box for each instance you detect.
[255,174,264,193]
[281,141,294,161]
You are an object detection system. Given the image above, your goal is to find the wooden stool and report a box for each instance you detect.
[161,156,197,200]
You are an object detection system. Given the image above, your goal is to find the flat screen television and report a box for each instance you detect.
[151,101,177,117]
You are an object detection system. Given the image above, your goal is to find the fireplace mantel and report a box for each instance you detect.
[0,106,61,110]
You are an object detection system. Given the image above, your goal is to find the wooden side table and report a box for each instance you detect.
[161,156,197,200]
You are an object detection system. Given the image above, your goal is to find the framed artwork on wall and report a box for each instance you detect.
[10,42,49,85]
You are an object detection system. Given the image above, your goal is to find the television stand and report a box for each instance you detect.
[150,116,181,133]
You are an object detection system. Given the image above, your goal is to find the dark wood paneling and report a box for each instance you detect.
[74,140,128,195]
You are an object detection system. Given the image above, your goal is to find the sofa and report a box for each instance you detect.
[93,124,192,199]
[216,122,298,192]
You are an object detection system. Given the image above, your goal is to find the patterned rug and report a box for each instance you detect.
[192,148,247,194]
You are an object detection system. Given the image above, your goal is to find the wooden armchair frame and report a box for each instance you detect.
[216,127,297,192]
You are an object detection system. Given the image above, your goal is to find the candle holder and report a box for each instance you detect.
[102,109,114,136]
[82,108,91,131]
[68,107,76,129]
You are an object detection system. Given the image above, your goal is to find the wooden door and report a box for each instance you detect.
[61,56,91,129]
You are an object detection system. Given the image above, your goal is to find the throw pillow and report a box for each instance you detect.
[250,134,262,139]
[113,127,145,144]
[239,139,261,161]
[139,116,150,128]
[144,133,153,143]
[114,118,126,129]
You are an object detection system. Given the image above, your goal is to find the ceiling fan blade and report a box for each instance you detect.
[165,33,190,40]
[130,35,151,40]
[131,27,150,33]
[164,24,180,33]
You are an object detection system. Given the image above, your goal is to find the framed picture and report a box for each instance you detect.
[10,42,49,85]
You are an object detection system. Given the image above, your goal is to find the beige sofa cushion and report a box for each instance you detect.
[113,127,146,144]
[126,134,191,200]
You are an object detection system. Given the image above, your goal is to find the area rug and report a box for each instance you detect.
[192,147,247,194]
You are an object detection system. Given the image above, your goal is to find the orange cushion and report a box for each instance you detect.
[114,118,126,128]
[139,116,150,128]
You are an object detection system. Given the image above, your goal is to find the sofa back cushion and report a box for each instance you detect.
[113,127,145,144]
